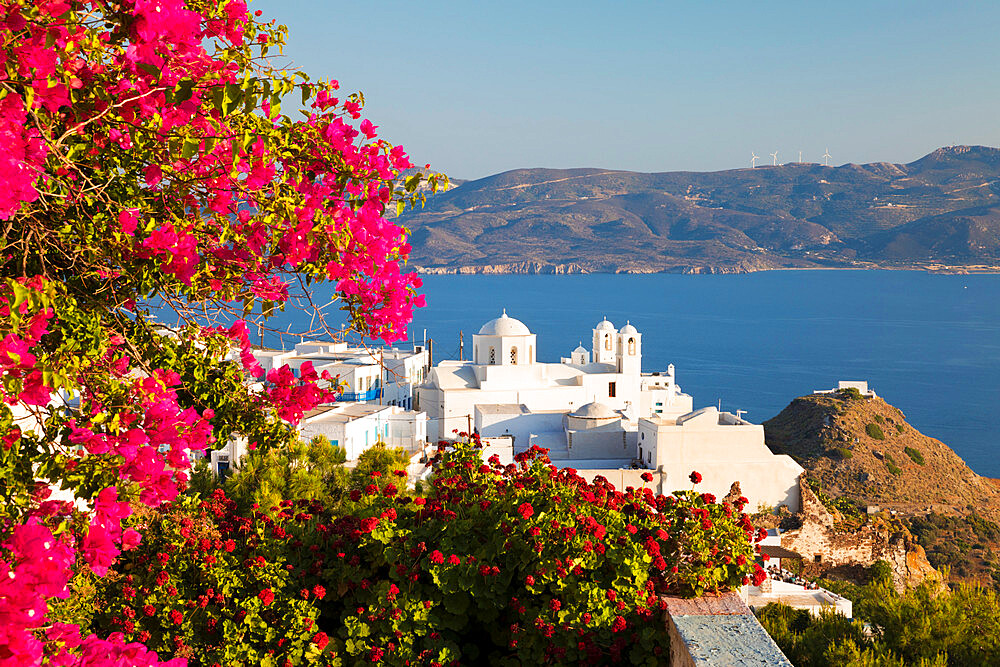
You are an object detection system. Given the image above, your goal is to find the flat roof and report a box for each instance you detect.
[303,403,390,422]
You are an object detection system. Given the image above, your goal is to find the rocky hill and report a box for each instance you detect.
[401,145,1000,274]
[763,390,1000,520]
[764,390,1000,585]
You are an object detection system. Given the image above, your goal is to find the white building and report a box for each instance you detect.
[417,311,692,445]
[813,380,876,399]
[253,341,429,408]
[298,403,428,460]
[416,311,803,512]
[638,407,803,511]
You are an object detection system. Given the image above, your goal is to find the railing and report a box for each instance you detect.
[338,387,383,402]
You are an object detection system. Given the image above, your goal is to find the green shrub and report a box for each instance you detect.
[838,387,864,401]
[866,423,886,440]
[869,560,893,584]
[832,447,854,460]
[895,423,905,433]
[874,414,885,424]
[885,455,902,476]
[83,442,765,665]
[904,447,925,465]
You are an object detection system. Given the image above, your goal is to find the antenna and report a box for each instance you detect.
[751,152,759,168]
[770,151,778,166]
[823,148,832,167]
[798,150,802,163]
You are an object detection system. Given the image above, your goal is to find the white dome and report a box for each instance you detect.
[620,322,638,335]
[570,401,618,419]
[573,345,588,354]
[478,310,531,336]
[595,318,615,331]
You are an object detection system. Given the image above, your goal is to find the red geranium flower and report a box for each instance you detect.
[258,588,274,606]
[689,471,702,484]
[517,502,533,520]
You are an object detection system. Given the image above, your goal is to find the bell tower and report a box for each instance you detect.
[592,317,617,365]
[616,321,641,375]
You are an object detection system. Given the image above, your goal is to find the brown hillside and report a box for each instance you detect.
[763,392,1000,523]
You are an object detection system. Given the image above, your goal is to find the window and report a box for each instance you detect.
[647,451,651,463]
[640,432,645,440]
[608,382,616,398]
[489,347,496,364]
[604,334,611,351]
[528,345,533,363]
[655,402,663,407]
[814,555,823,563]
[628,337,636,355]
[510,346,518,365]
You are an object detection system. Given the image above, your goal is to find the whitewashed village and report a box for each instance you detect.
[193,311,899,619]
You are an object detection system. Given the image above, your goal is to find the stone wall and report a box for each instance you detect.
[779,479,936,591]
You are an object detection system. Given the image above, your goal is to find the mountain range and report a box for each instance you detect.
[399,145,1000,274]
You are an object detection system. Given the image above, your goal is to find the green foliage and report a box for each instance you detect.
[874,414,885,424]
[78,442,766,665]
[884,455,902,476]
[832,447,854,460]
[87,494,325,666]
[224,437,351,510]
[869,560,893,584]
[866,423,886,440]
[904,447,926,465]
[895,423,905,434]
[759,579,1000,666]
[909,512,1000,575]
[349,441,409,488]
[186,458,219,499]
[807,478,864,523]
[838,387,864,401]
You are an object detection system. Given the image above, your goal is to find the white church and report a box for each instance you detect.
[415,311,803,512]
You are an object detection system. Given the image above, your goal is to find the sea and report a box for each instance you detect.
[268,270,1000,479]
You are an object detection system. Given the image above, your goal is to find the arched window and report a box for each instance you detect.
[604,334,611,351]
[489,347,496,365]
[474,347,478,364]
[510,346,518,365]
[628,337,636,355]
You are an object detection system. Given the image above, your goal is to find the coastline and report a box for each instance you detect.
[414,263,1000,276]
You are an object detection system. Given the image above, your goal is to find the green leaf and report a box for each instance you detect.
[174,80,196,105]
[181,138,200,160]
[223,83,244,115]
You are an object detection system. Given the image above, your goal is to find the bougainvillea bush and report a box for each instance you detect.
[0,0,443,663]
[86,442,766,666]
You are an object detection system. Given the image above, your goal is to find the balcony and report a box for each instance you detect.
[338,387,383,402]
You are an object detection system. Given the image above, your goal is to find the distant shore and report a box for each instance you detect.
[414,263,1000,276]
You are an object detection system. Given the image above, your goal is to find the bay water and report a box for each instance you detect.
[274,270,1000,478]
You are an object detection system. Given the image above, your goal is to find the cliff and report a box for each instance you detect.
[764,390,1000,586]
[763,391,1000,521]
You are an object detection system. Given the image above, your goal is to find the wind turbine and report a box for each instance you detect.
[823,148,832,167]
[770,151,778,166]
[798,150,803,163]
[751,152,759,168]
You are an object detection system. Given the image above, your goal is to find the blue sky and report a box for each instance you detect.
[252,0,1000,180]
